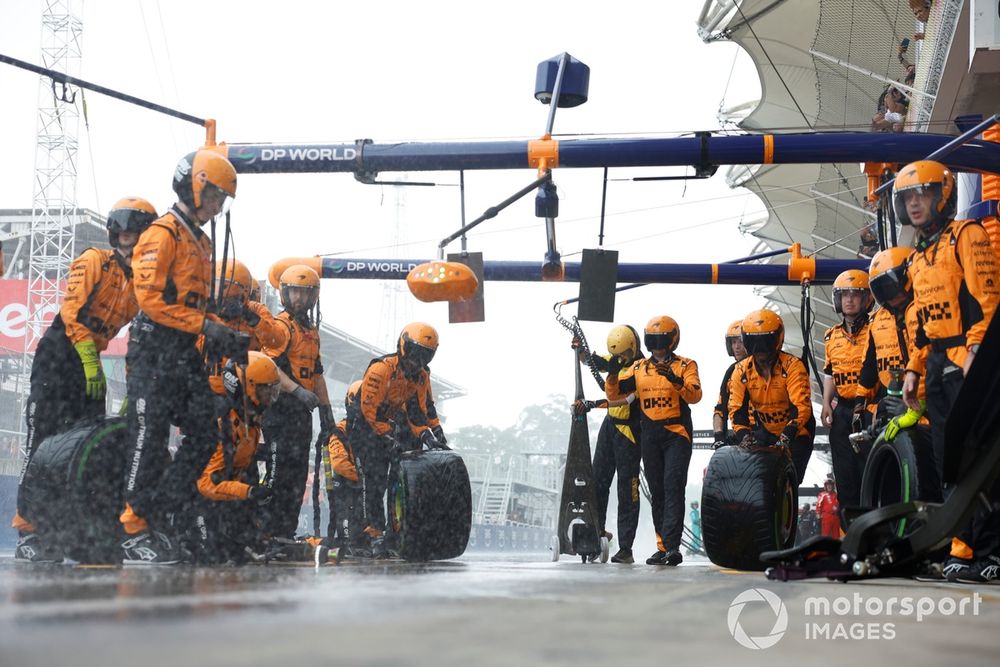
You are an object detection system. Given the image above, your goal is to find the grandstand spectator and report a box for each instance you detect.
[909,0,930,23]
[1,435,16,459]
[897,39,918,89]
[872,85,908,132]
[857,220,879,259]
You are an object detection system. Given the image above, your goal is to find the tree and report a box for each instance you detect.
[450,423,506,455]
[452,394,603,457]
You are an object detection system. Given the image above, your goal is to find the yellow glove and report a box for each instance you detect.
[74,339,106,401]
[884,402,924,442]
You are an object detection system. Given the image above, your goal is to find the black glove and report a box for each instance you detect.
[241,304,262,327]
[606,355,624,376]
[419,429,449,450]
[655,361,682,387]
[292,385,320,411]
[217,298,243,321]
[319,404,335,433]
[203,318,251,364]
[881,394,906,418]
[779,423,798,444]
[575,399,609,414]
[380,435,402,454]
[248,485,273,505]
[431,424,447,446]
[713,431,727,449]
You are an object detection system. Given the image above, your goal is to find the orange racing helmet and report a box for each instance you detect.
[892,160,956,232]
[398,322,439,367]
[644,316,679,352]
[832,269,873,315]
[741,309,784,355]
[107,197,157,248]
[173,149,237,210]
[868,247,913,309]
[724,319,743,357]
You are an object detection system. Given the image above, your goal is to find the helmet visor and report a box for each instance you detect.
[254,382,280,409]
[107,208,156,235]
[892,182,941,227]
[404,341,436,367]
[217,296,245,320]
[200,183,235,218]
[284,285,319,311]
[833,287,869,313]
[742,331,780,355]
[725,334,742,357]
[644,331,675,352]
[869,268,907,307]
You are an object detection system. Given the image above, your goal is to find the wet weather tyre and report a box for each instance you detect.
[701,445,798,571]
[860,431,923,535]
[19,416,128,564]
[392,450,472,561]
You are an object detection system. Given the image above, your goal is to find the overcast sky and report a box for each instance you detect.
[0,0,775,435]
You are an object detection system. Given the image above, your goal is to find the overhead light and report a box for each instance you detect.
[406,261,479,302]
[541,251,564,282]
[534,53,590,108]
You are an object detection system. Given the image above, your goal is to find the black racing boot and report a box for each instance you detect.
[121,531,188,566]
[955,554,1000,584]
[943,556,973,581]
[14,533,63,563]
[371,536,389,560]
[646,550,667,565]
[664,549,683,566]
[611,548,634,564]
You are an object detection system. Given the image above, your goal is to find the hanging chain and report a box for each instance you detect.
[554,302,605,391]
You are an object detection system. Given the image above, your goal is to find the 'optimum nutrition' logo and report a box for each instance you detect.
[728,588,788,650]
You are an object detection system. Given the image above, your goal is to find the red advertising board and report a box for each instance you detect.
[0,279,129,357]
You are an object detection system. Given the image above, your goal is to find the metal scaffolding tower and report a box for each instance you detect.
[16,0,85,443]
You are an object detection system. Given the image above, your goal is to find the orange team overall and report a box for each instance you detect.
[346,323,447,556]
[712,319,750,448]
[198,259,289,395]
[728,310,814,484]
[190,352,281,563]
[120,150,246,566]
[324,381,366,552]
[820,269,873,513]
[898,160,1000,582]
[13,198,156,563]
[606,316,701,567]
[858,247,941,503]
[260,264,332,540]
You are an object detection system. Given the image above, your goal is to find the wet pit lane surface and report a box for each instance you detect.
[1,553,998,667]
